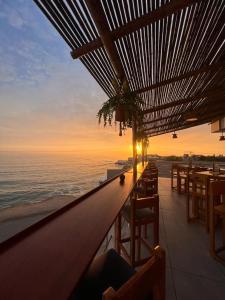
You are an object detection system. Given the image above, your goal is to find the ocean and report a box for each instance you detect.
[0,151,122,210]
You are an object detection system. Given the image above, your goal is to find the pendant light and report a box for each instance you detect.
[219,131,225,141]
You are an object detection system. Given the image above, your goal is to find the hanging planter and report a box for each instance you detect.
[115,105,126,122]
[136,129,148,142]
[97,79,144,136]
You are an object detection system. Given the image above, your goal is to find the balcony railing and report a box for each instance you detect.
[0,163,147,300]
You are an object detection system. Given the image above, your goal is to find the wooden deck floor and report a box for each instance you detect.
[102,177,225,300]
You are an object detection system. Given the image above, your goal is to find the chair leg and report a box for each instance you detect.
[154,220,159,246]
[130,222,136,267]
[144,224,148,238]
[187,192,190,222]
[177,176,181,194]
[222,216,225,248]
[210,209,216,257]
[115,213,122,255]
[205,196,209,232]
[138,225,141,261]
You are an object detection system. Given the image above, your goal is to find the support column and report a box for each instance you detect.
[132,118,137,178]
[131,117,137,266]
[141,139,144,166]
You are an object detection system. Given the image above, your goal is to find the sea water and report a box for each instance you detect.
[0,151,122,210]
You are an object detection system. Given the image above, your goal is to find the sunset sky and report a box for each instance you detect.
[0,0,224,159]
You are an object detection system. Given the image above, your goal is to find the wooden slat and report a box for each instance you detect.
[146,112,225,137]
[35,0,225,135]
[135,60,225,94]
[84,0,125,81]
[143,87,225,114]
[71,0,199,59]
[143,101,225,126]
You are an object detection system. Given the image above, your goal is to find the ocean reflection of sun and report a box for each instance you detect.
[136,143,142,154]
[129,143,142,155]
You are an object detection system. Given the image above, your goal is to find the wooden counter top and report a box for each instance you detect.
[0,164,146,300]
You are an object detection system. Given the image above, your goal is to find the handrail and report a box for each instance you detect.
[0,163,147,300]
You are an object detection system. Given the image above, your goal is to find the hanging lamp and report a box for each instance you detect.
[219,131,225,141]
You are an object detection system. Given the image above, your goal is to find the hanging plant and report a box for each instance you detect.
[143,136,149,148]
[97,79,144,136]
[136,129,148,142]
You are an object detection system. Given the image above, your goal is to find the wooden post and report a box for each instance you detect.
[145,139,149,162]
[132,118,137,178]
[142,139,144,166]
[130,117,137,266]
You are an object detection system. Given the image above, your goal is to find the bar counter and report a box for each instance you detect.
[0,163,146,300]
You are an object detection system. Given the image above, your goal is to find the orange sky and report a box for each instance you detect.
[1,122,224,159]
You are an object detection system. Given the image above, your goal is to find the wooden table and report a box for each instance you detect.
[195,171,225,180]
[194,171,225,229]
[0,164,146,300]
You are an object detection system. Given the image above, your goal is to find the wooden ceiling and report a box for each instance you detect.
[34,0,225,136]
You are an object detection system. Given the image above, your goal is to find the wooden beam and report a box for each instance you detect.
[136,61,225,95]
[145,111,225,137]
[71,0,199,59]
[143,101,225,125]
[142,88,225,115]
[144,109,223,132]
[148,120,211,137]
[84,0,125,80]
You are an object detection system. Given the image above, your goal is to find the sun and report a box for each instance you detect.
[136,143,142,154]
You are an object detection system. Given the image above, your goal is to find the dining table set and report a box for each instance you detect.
[171,163,225,265]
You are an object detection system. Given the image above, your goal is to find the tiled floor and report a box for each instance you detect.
[101,177,225,300]
[156,178,225,300]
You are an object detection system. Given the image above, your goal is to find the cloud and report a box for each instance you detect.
[0,2,25,29]
[8,10,24,29]
[0,63,17,82]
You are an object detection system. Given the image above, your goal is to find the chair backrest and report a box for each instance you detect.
[135,195,159,210]
[210,181,225,196]
[193,167,208,172]
[102,246,165,300]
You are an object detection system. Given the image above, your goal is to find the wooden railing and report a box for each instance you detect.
[0,163,146,300]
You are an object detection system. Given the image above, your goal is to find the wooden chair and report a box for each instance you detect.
[209,181,225,265]
[177,166,189,194]
[186,168,208,225]
[103,246,165,300]
[138,176,158,197]
[186,173,209,230]
[171,163,179,189]
[118,195,159,267]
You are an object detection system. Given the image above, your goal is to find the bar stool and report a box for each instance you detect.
[116,195,159,267]
[187,173,209,230]
[209,181,225,265]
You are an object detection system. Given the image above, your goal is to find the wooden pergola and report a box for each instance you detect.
[34,0,225,136]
